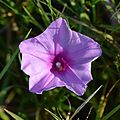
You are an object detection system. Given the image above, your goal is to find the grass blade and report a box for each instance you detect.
[23,6,44,31]
[0,48,19,80]
[0,107,10,120]
[45,108,61,120]
[4,109,24,120]
[0,29,32,80]
[101,104,120,120]
[0,86,13,103]
[0,0,19,14]
[70,85,103,120]
[36,0,50,26]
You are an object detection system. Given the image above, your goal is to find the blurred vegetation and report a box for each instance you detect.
[0,0,120,120]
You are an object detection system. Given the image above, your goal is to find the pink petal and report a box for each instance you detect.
[29,70,65,94]
[35,18,72,54]
[20,53,51,75]
[19,38,53,75]
[65,83,87,96]
[69,63,93,84]
[19,38,53,60]
[56,66,89,96]
[65,31,102,65]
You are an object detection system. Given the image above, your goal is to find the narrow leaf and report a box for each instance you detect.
[0,48,19,80]
[70,85,103,120]
[4,109,24,120]
[23,6,44,31]
[101,104,120,120]
[45,108,61,120]
[0,0,19,14]
[0,29,32,80]
[0,107,10,120]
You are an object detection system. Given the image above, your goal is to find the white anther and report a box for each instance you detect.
[56,62,61,68]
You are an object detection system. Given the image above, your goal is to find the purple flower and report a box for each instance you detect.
[19,18,102,96]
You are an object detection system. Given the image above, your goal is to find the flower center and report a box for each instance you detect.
[51,54,67,72]
[55,61,64,71]
[56,62,62,68]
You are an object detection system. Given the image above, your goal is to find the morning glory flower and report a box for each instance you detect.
[19,18,102,96]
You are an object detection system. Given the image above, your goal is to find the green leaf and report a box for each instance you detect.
[0,107,10,120]
[36,0,50,26]
[0,86,12,103]
[0,48,19,80]
[4,109,24,120]
[23,6,44,31]
[80,12,90,21]
[45,108,61,120]
[101,104,120,120]
[70,85,103,120]
[0,0,19,14]
[0,29,32,80]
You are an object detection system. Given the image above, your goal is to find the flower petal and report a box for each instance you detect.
[19,38,53,75]
[65,31,102,65]
[56,66,90,96]
[65,83,87,96]
[35,18,72,54]
[19,38,53,61]
[69,63,93,85]
[29,70,65,94]
[20,53,51,75]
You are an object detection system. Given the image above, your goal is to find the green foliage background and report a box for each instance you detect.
[0,0,120,120]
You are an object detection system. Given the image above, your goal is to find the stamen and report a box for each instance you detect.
[56,62,62,68]
[51,54,67,72]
